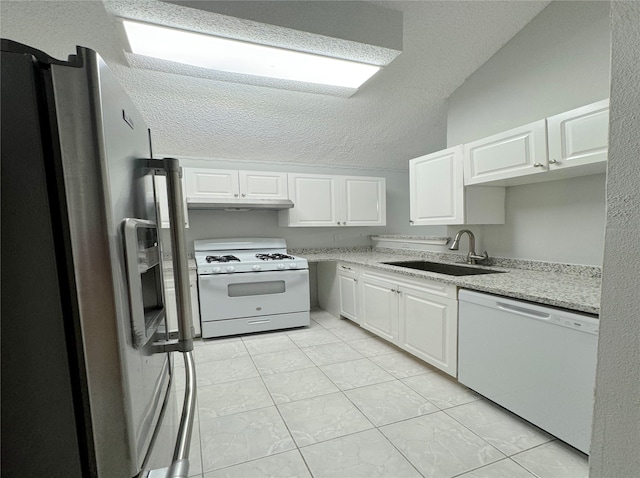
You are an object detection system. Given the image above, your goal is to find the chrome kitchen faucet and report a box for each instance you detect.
[449,229,490,265]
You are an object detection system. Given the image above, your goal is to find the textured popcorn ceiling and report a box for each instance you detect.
[1,0,550,169]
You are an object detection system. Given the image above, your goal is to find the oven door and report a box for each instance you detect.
[198,269,310,321]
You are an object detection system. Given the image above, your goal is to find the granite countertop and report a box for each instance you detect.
[296,249,601,315]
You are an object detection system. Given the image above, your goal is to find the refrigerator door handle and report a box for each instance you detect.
[145,157,197,478]
[157,157,194,350]
[168,350,197,478]
[163,157,198,475]
[146,350,197,478]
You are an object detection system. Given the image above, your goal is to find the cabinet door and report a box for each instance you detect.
[409,146,464,225]
[239,171,288,200]
[185,168,239,200]
[284,174,340,227]
[464,120,547,185]
[341,176,386,226]
[154,175,189,229]
[338,273,359,323]
[547,99,609,171]
[360,275,398,344]
[398,285,458,377]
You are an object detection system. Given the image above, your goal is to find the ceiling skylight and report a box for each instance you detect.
[121,19,382,89]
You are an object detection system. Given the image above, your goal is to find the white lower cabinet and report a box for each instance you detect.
[398,284,458,377]
[360,268,458,377]
[338,263,360,323]
[164,269,201,338]
[360,274,399,343]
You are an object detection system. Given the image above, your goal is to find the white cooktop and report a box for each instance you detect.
[194,238,308,274]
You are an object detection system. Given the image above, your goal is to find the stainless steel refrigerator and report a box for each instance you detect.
[1,40,196,478]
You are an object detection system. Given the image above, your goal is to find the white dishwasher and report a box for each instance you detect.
[458,289,599,454]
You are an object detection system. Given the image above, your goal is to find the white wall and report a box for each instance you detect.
[163,156,445,251]
[446,1,610,266]
[447,1,611,146]
[451,174,606,266]
[590,2,640,475]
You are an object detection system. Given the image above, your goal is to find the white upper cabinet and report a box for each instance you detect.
[185,168,287,201]
[280,173,386,227]
[462,100,609,186]
[154,174,189,229]
[186,168,239,199]
[409,146,505,225]
[547,99,609,172]
[410,146,464,225]
[238,170,289,200]
[342,176,386,226]
[280,174,340,226]
[463,120,548,185]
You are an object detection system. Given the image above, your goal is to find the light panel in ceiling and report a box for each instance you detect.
[121,19,381,89]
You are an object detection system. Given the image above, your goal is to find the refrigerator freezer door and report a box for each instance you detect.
[51,49,176,476]
[1,43,87,478]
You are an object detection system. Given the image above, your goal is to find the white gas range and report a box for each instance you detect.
[194,238,310,338]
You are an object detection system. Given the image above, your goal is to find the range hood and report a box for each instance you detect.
[187,197,294,211]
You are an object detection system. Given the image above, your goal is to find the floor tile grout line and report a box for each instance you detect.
[235,340,315,476]
[440,400,556,457]
[192,338,253,476]
[433,406,509,462]
[510,438,561,459]
[372,425,427,478]
[193,310,586,477]
[507,456,540,477]
[447,457,518,478]
[244,331,337,478]
[199,449,310,477]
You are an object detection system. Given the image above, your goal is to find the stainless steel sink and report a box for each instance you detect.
[382,260,504,276]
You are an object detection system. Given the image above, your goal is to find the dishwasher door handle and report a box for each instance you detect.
[497,302,551,320]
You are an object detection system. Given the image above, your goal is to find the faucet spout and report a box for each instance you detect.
[449,229,489,265]
[449,229,475,252]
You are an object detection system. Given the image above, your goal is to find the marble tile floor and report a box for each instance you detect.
[175,308,589,478]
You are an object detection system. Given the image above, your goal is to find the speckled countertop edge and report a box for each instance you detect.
[294,249,601,315]
[372,235,451,241]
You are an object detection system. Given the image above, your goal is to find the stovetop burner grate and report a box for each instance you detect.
[205,255,240,263]
[255,253,295,261]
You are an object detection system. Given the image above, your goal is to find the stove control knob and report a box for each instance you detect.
[213,267,221,273]
[252,265,261,271]
[277,263,286,270]
[226,266,235,272]
[288,263,298,269]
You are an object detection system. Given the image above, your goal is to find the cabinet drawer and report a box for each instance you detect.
[362,268,457,300]
[338,263,359,276]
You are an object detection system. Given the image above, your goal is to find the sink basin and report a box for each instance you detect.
[382,260,504,276]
